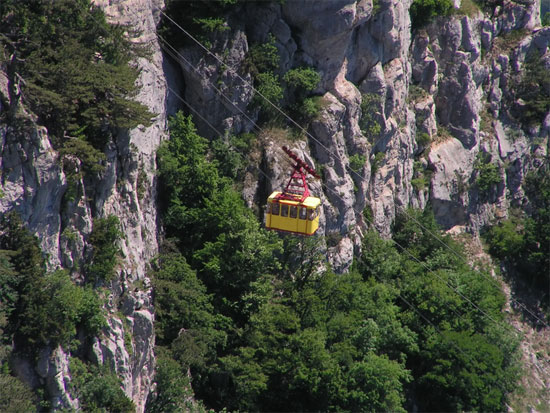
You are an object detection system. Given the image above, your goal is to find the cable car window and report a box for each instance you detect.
[290,206,297,218]
[271,202,280,215]
[299,207,307,220]
[281,204,289,217]
[307,208,317,220]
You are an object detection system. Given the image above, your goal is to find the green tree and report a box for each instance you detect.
[515,51,550,126]
[70,358,135,412]
[418,331,514,412]
[0,374,35,413]
[86,216,123,284]
[145,351,203,413]
[254,71,284,117]
[0,0,153,151]
[410,0,454,29]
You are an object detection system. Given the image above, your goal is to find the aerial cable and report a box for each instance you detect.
[156,27,526,343]
[154,9,549,334]
[158,6,550,330]
[85,6,545,382]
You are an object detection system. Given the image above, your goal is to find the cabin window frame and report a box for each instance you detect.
[281,204,289,217]
[307,208,318,221]
[271,202,280,215]
[290,206,298,218]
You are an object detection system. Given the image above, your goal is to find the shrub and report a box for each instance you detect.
[456,0,481,16]
[485,219,525,262]
[360,93,382,141]
[254,72,283,116]
[283,67,321,97]
[515,51,550,126]
[86,216,123,284]
[298,97,323,120]
[410,0,454,29]
[248,34,280,74]
[475,153,501,192]
[349,153,367,173]
[193,17,229,33]
[70,358,135,413]
[543,12,550,27]
[416,132,431,147]
[58,137,106,176]
[371,152,385,173]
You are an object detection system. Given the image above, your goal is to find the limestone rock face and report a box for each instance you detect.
[0,0,166,410]
[172,0,548,271]
[2,0,549,409]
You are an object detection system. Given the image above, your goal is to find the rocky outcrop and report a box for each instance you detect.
[170,0,548,275]
[2,0,548,409]
[411,0,548,234]
[0,0,167,410]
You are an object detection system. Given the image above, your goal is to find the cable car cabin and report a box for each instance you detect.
[266,191,321,235]
[266,146,321,236]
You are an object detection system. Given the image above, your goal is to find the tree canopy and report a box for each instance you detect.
[148,113,520,412]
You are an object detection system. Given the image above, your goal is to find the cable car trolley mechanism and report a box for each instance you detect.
[265,146,321,236]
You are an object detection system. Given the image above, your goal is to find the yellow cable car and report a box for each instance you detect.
[265,146,321,236]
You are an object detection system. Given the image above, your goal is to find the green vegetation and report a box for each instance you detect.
[515,51,550,127]
[70,358,135,412]
[0,0,153,155]
[193,17,229,33]
[160,0,238,48]
[247,36,284,119]
[485,163,550,296]
[86,216,124,284]
[151,114,520,411]
[0,213,105,356]
[254,72,284,116]
[474,152,502,192]
[247,34,280,75]
[0,213,108,410]
[146,351,206,412]
[372,0,382,15]
[416,132,431,147]
[0,373,35,412]
[543,12,550,27]
[284,67,322,121]
[408,84,429,104]
[371,151,386,173]
[349,153,367,173]
[360,93,382,142]
[456,0,481,17]
[410,0,454,29]
[246,35,321,123]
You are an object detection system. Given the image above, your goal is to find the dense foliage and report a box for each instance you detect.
[485,161,550,297]
[410,0,454,29]
[515,51,550,127]
[86,216,124,284]
[0,213,121,410]
[0,214,105,355]
[149,114,520,412]
[70,358,136,412]
[0,0,152,170]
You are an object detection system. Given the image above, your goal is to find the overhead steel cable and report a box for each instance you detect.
[157,5,550,330]
[83,5,536,394]
[154,22,526,344]
[160,40,514,387]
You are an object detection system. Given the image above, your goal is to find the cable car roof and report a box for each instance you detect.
[268,191,321,208]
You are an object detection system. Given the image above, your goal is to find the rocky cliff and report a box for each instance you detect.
[173,0,548,272]
[1,0,167,410]
[0,0,548,410]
